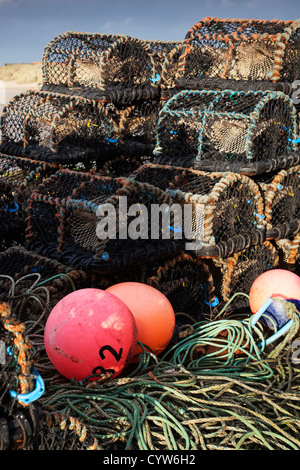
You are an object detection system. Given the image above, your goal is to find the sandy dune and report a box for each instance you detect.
[0,62,41,118]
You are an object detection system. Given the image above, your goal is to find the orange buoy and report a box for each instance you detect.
[106,282,175,359]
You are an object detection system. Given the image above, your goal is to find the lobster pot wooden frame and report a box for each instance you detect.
[153,89,299,175]
[25,169,182,271]
[130,162,266,256]
[176,17,300,87]
[41,31,181,102]
[212,241,279,304]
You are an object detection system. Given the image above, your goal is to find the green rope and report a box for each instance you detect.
[39,352,300,450]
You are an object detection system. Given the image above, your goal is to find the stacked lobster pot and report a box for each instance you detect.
[24,168,182,272]
[0,32,183,173]
[0,32,185,271]
[140,17,300,312]
[36,32,181,172]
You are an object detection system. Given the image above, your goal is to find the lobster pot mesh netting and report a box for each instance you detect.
[147,40,182,84]
[112,97,162,155]
[176,17,300,87]
[96,154,151,178]
[130,163,266,256]
[153,89,299,175]
[41,32,181,101]
[159,43,186,97]
[25,169,182,271]
[0,246,88,321]
[42,32,122,92]
[258,166,300,266]
[0,178,24,250]
[211,241,279,306]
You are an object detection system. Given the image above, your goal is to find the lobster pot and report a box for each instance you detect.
[0,301,40,450]
[153,90,300,175]
[145,253,217,322]
[130,162,266,257]
[41,32,162,102]
[0,90,161,162]
[176,17,300,87]
[153,89,299,175]
[258,165,300,232]
[0,91,119,164]
[212,241,279,304]
[25,169,182,271]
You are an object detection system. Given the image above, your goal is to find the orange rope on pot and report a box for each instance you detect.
[0,302,34,402]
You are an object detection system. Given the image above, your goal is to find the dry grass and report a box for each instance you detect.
[0,63,43,84]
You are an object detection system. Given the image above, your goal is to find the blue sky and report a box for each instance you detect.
[0,0,299,65]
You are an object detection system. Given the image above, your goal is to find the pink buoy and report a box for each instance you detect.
[249,269,300,314]
[44,288,137,381]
